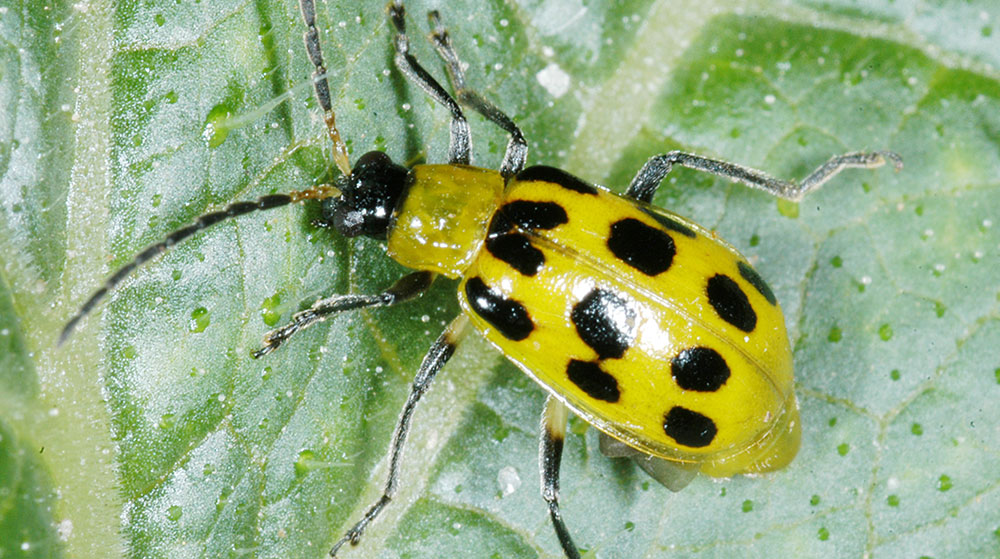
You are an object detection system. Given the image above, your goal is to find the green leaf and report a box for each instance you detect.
[3,1,999,558]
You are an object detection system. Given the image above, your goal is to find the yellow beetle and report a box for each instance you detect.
[61,2,901,557]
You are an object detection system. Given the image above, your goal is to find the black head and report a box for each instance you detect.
[322,151,409,239]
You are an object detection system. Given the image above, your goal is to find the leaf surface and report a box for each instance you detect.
[2,1,999,558]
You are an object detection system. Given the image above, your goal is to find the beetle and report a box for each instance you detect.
[61,2,901,557]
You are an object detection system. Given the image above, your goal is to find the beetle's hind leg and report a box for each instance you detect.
[329,314,470,557]
[540,396,583,559]
[253,271,434,358]
[426,11,528,179]
[625,150,903,203]
[388,2,472,166]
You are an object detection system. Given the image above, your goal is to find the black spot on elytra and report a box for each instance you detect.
[641,208,697,238]
[464,277,533,341]
[663,406,717,448]
[566,360,620,402]
[671,347,730,392]
[706,274,756,332]
[516,166,599,195]
[486,233,545,276]
[571,289,635,360]
[487,210,513,238]
[738,261,777,305]
[500,200,568,231]
[607,218,675,276]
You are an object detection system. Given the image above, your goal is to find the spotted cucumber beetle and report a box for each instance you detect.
[61,2,902,557]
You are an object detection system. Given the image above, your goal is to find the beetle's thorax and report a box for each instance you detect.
[386,164,505,278]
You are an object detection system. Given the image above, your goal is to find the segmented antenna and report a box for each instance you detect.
[62,1,355,344]
[300,0,351,176]
[59,186,339,345]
